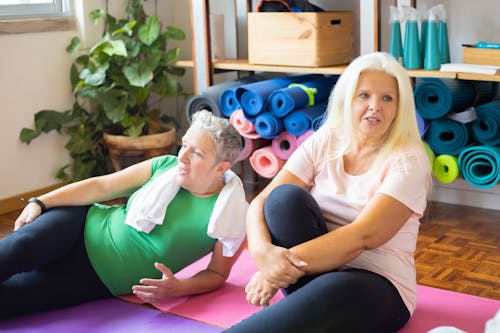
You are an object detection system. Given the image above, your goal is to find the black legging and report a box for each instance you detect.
[0,206,111,318]
[224,184,410,333]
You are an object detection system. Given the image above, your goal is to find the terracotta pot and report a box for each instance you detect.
[103,126,177,171]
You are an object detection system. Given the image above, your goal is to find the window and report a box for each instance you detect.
[0,0,71,19]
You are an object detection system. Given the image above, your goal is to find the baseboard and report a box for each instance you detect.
[431,178,500,211]
[0,184,64,215]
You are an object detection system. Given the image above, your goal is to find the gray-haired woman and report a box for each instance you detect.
[0,110,247,318]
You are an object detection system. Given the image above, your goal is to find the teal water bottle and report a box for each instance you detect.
[438,20,450,63]
[424,14,440,70]
[389,6,403,64]
[403,19,422,69]
[436,4,450,64]
[390,21,404,64]
[420,19,428,61]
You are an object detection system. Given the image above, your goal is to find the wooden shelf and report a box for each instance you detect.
[176,59,500,81]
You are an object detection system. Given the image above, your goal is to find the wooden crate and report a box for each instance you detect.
[248,11,354,67]
[463,46,500,66]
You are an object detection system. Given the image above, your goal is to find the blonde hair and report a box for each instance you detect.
[324,52,431,189]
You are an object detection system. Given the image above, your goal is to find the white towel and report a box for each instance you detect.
[124,167,248,256]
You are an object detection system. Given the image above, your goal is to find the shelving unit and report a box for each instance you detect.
[183,0,500,210]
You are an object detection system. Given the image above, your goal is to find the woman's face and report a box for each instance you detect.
[176,127,224,196]
[351,70,399,144]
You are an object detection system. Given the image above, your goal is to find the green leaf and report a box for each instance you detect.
[66,37,80,53]
[164,26,185,40]
[34,110,73,133]
[100,90,128,123]
[166,65,186,77]
[102,40,128,57]
[90,9,104,24]
[123,63,153,87]
[112,20,136,36]
[79,63,108,86]
[19,128,41,144]
[55,165,71,182]
[70,63,80,90]
[164,47,180,64]
[138,15,160,46]
[152,76,179,97]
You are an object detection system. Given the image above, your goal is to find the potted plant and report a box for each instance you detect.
[19,0,186,181]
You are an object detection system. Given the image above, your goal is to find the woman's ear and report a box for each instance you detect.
[217,161,231,174]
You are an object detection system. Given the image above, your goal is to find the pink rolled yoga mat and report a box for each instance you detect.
[229,109,260,139]
[297,130,314,146]
[271,131,298,160]
[249,146,286,178]
[237,137,256,161]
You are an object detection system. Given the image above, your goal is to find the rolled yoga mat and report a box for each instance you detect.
[424,119,470,156]
[186,75,266,122]
[283,102,327,137]
[249,146,286,178]
[423,141,436,165]
[470,100,500,146]
[229,109,260,139]
[311,113,326,130]
[254,112,284,139]
[458,145,500,189]
[237,137,256,161]
[416,113,428,137]
[267,75,338,118]
[432,155,460,184]
[414,78,476,120]
[271,132,298,160]
[235,74,324,121]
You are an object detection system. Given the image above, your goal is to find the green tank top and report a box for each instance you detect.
[84,155,218,295]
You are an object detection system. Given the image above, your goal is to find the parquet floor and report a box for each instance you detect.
[0,199,498,301]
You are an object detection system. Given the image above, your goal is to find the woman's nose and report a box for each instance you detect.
[178,147,190,163]
[368,97,380,112]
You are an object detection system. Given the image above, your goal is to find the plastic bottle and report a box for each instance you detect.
[403,6,422,69]
[389,6,404,64]
[424,10,441,70]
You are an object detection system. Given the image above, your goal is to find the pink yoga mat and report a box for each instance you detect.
[237,137,256,161]
[229,109,260,139]
[121,250,499,332]
[249,146,286,178]
[271,131,298,160]
[120,250,284,328]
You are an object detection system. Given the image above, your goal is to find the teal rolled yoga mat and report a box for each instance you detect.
[458,146,500,189]
[414,78,476,119]
[433,155,459,184]
[471,100,500,146]
[424,119,470,156]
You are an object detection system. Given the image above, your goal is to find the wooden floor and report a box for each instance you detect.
[0,199,498,301]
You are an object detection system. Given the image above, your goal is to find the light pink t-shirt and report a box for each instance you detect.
[284,127,430,314]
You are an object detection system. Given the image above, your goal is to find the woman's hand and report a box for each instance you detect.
[132,262,181,303]
[253,243,307,288]
[14,203,42,231]
[245,271,280,306]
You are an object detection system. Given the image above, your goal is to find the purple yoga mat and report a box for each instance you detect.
[0,298,223,333]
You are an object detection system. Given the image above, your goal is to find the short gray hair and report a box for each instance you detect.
[190,110,243,165]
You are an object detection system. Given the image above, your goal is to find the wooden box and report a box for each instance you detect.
[248,11,354,67]
[463,46,500,66]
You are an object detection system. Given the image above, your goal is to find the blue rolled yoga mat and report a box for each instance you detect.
[471,100,500,146]
[283,102,328,137]
[217,74,272,118]
[235,74,324,121]
[424,119,470,156]
[458,145,500,189]
[416,113,428,137]
[254,113,284,139]
[414,78,476,119]
[267,75,338,118]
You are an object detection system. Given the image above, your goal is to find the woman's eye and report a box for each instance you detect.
[383,95,393,102]
[359,93,369,99]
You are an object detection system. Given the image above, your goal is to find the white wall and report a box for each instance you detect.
[0,0,193,201]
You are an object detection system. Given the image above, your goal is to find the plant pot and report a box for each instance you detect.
[103,126,177,171]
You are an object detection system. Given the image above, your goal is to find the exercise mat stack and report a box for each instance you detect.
[228,74,340,178]
[415,78,500,188]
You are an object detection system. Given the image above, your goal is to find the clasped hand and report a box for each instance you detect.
[132,262,180,303]
[246,245,307,306]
